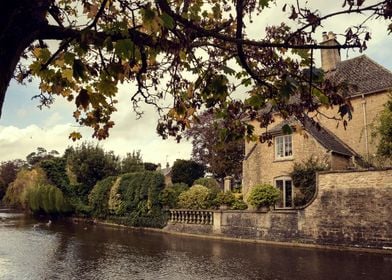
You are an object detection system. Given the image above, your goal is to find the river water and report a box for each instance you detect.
[0,208,391,280]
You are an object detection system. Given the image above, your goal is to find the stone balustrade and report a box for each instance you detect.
[169,210,214,225]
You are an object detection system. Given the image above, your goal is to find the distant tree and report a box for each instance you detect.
[374,97,392,160]
[121,150,144,173]
[26,147,59,166]
[65,142,120,192]
[171,159,205,187]
[0,159,27,199]
[144,162,158,171]
[185,111,245,181]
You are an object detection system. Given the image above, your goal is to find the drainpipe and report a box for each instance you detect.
[361,94,369,162]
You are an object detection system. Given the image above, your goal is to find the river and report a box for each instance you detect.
[0,208,391,280]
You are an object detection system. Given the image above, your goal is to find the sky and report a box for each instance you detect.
[1,0,391,165]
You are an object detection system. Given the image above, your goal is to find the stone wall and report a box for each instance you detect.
[315,91,389,157]
[165,169,392,250]
[242,125,329,197]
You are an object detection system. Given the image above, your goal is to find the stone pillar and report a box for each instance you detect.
[224,176,232,192]
[212,211,222,235]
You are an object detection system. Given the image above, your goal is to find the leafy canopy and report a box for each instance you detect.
[185,111,245,181]
[2,0,392,141]
[171,159,205,186]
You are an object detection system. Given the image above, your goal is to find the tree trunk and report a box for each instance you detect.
[0,0,51,118]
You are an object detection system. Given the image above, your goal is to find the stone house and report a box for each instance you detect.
[242,32,392,208]
[158,163,173,186]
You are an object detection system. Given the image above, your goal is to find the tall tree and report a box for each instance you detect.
[185,111,244,181]
[0,159,26,199]
[171,159,205,187]
[121,150,144,173]
[65,142,120,191]
[26,147,59,166]
[1,1,391,140]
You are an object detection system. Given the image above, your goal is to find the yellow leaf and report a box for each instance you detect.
[55,58,64,67]
[33,48,41,57]
[62,69,73,81]
[69,131,82,141]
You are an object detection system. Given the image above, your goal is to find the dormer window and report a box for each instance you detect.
[275,135,293,159]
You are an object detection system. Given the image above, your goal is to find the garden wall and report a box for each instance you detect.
[165,169,392,250]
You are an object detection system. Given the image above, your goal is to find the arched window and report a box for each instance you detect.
[274,176,293,208]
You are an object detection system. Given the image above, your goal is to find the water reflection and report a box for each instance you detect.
[1,208,391,280]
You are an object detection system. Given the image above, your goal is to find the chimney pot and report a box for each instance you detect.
[320,31,341,72]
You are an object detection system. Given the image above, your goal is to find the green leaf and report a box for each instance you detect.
[282,124,293,135]
[64,52,75,65]
[161,13,174,29]
[259,0,272,9]
[245,95,265,109]
[115,39,135,59]
[222,65,236,75]
[72,59,86,81]
[312,88,329,105]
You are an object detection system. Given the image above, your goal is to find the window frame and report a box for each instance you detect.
[274,177,294,209]
[274,134,293,160]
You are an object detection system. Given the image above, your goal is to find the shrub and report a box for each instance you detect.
[88,176,117,218]
[291,157,327,206]
[159,183,188,209]
[247,184,281,209]
[177,185,215,209]
[215,191,235,206]
[193,177,220,190]
[116,171,166,227]
[231,198,248,210]
[25,184,71,214]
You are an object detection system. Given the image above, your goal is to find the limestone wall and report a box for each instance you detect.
[315,92,389,157]
[166,169,392,250]
[242,128,329,196]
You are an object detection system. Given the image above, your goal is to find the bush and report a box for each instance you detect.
[215,191,235,206]
[231,198,248,210]
[247,184,281,209]
[159,183,188,209]
[116,171,166,227]
[88,176,117,218]
[177,185,215,209]
[25,184,71,214]
[291,157,327,206]
[193,177,220,189]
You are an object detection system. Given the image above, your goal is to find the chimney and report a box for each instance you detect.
[320,31,341,72]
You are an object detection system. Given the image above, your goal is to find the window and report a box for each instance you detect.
[275,135,292,159]
[275,178,293,208]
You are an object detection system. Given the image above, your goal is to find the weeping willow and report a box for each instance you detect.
[26,184,71,214]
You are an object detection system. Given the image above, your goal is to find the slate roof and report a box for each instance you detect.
[267,116,357,157]
[159,167,172,177]
[301,116,356,157]
[328,55,392,96]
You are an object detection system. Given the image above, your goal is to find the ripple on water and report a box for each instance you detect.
[1,213,392,280]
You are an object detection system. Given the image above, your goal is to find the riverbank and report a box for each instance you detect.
[69,216,392,255]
